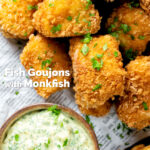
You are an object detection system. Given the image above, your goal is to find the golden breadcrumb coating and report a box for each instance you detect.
[79,101,112,117]
[20,34,72,99]
[0,0,42,39]
[140,0,150,15]
[32,0,101,38]
[106,3,150,55]
[132,145,150,150]
[69,34,126,116]
[117,56,150,130]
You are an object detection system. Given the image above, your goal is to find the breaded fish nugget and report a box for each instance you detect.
[117,56,150,129]
[132,145,150,150]
[69,34,126,116]
[20,34,72,99]
[140,0,150,15]
[0,0,42,39]
[106,3,150,56]
[32,0,101,37]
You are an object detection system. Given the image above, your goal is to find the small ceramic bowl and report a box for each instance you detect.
[0,103,99,150]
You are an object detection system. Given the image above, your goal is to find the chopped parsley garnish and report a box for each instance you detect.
[81,33,92,44]
[15,91,19,95]
[15,134,19,141]
[49,3,54,7]
[91,58,103,71]
[74,130,79,134]
[108,24,116,33]
[142,102,148,110]
[106,134,111,140]
[103,43,108,51]
[125,142,129,146]
[120,24,131,33]
[38,56,42,60]
[114,17,118,22]
[28,5,38,10]
[51,24,62,34]
[24,32,27,37]
[76,13,80,23]
[63,139,68,147]
[13,0,17,2]
[114,51,118,57]
[138,35,145,40]
[128,1,140,8]
[110,32,119,39]
[119,134,124,139]
[83,19,91,27]
[125,48,137,60]
[99,144,103,147]
[96,54,103,59]
[48,105,61,116]
[89,13,95,16]
[85,115,94,129]
[81,44,89,56]
[67,16,72,21]
[130,35,135,40]
[85,0,92,10]
[41,58,52,69]
[92,84,102,91]
[93,43,98,48]
[45,139,51,148]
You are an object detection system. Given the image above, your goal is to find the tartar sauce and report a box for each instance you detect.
[1,106,95,150]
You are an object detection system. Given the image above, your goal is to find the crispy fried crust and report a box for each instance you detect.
[106,3,150,55]
[0,0,42,39]
[132,145,150,150]
[20,34,72,98]
[69,35,126,116]
[117,56,150,130]
[140,0,150,15]
[32,0,101,38]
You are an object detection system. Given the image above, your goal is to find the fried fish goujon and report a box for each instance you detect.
[0,0,42,39]
[33,0,101,38]
[140,0,150,15]
[69,35,126,116]
[20,34,72,99]
[117,56,150,130]
[106,3,150,56]
[132,145,150,150]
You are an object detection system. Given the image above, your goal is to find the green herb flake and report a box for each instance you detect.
[89,13,95,16]
[41,58,52,69]
[45,139,51,148]
[120,24,131,33]
[81,44,89,56]
[138,35,145,40]
[76,13,80,23]
[49,3,54,7]
[114,51,118,57]
[63,139,68,147]
[48,105,61,116]
[85,115,94,129]
[74,130,79,134]
[81,33,92,44]
[103,43,108,51]
[96,54,103,59]
[14,134,19,141]
[85,0,92,10]
[51,24,62,34]
[130,35,135,40]
[67,16,72,21]
[93,43,98,48]
[15,91,19,95]
[13,0,17,2]
[28,5,38,10]
[114,17,118,22]
[91,58,103,71]
[92,84,102,91]
[125,48,137,60]
[106,134,111,140]
[142,102,148,110]
[99,144,103,147]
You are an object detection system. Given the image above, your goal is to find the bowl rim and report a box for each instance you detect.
[0,103,99,150]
